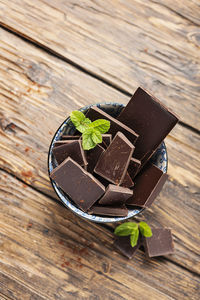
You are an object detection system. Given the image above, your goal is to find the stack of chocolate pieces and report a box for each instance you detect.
[50,87,179,217]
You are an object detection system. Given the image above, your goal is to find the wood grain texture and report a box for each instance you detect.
[0,28,199,198]
[0,170,200,300]
[0,0,199,129]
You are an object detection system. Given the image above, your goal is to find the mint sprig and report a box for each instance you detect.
[70,110,110,150]
[114,221,152,248]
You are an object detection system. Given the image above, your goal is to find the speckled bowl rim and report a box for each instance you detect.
[48,102,168,223]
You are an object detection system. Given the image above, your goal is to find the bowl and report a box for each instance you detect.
[48,103,168,223]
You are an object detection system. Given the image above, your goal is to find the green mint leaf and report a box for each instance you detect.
[130,228,139,247]
[70,111,86,127]
[82,129,97,150]
[92,129,102,144]
[70,111,91,133]
[114,222,138,236]
[139,221,152,237]
[89,119,110,134]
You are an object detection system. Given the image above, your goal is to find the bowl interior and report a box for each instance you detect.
[48,103,168,223]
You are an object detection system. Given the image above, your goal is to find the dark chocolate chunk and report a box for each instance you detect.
[114,234,142,259]
[98,184,133,205]
[127,163,168,207]
[52,140,87,166]
[61,135,80,140]
[118,87,179,161]
[88,205,128,217]
[121,171,134,188]
[95,132,135,185]
[50,157,105,211]
[128,158,141,179]
[86,107,139,145]
[143,228,174,257]
[86,144,105,173]
[53,140,77,147]
[101,134,112,148]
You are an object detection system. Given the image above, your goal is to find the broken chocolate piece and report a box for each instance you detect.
[101,134,112,148]
[95,132,135,185]
[53,140,77,147]
[88,205,128,217]
[52,140,87,166]
[118,87,179,161]
[143,228,174,257]
[121,171,134,188]
[127,163,168,207]
[114,234,142,259]
[61,135,80,140]
[86,144,105,173]
[50,157,105,211]
[86,107,139,145]
[128,158,141,179]
[98,184,133,205]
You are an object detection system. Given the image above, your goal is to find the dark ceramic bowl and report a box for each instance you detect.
[48,103,168,223]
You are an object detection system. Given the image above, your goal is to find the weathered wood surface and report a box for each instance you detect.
[0,170,200,300]
[0,1,200,298]
[0,0,200,129]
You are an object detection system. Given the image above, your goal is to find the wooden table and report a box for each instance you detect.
[0,1,199,299]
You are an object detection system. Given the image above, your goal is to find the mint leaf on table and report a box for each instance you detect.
[89,119,110,134]
[130,228,139,247]
[70,110,110,150]
[114,221,152,248]
[139,221,152,237]
[114,222,138,236]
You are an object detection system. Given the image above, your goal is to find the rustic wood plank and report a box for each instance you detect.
[0,26,199,277]
[0,0,199,129]
[0,170,200,300]
[0,27,199,198]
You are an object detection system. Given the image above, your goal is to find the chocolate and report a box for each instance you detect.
[118,87,179,162]
[86,107,139,145]
[101,134,112,148]
[95,132,135,185]
[143,228,174,257]
[86,144,105,173]
[121,171,134,188]
[128,158,141,179]
[61,135,80,140]
[52,140,87,166]
[53,140,77,147]
[88,205,128,217]
[114,234,142,259]
[98,184,133,205]
[50,157,105,211]
[127,163,168,207]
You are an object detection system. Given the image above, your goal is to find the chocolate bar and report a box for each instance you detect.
[143,228,174,257]
[128,158,141,179]
[121,171,134,188]
[114,234,142,259]
[86,144,105,173]
[101,134,112,148]
[88,205,128,216]
[52,140,87,166]
[127,163,168,207]
[98,184,133,205]
[53,140,77,147]
[61,135,80,140]
[95,132,135,185]
[50,157,105,211]
[86,107,139,146]
[118,87,179,162]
